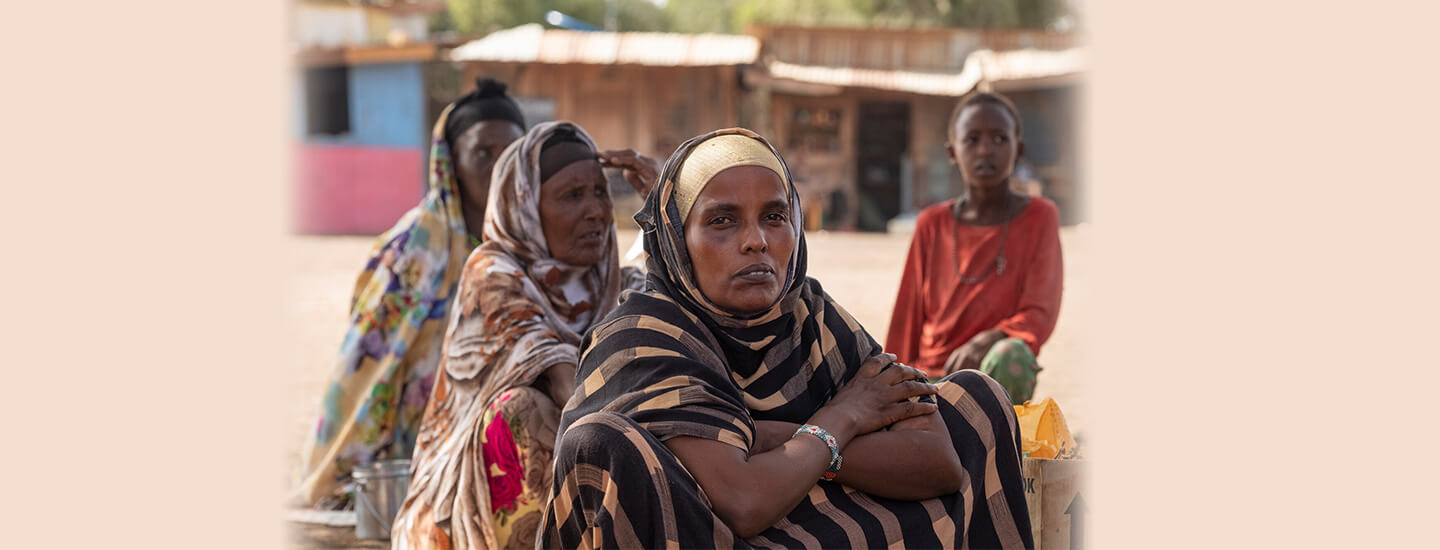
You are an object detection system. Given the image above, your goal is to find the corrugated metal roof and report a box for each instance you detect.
[450,24,760,66]
[767,47,1084,96]
[973,48,1085,83]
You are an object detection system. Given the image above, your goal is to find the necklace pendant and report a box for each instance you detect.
[996,256,1006,275]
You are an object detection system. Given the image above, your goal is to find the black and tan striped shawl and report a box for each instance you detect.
[547,128,1031,549]
[558,276,878,452]
[557,127,880,448]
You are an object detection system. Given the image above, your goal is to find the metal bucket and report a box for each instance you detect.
[352,459,411,540]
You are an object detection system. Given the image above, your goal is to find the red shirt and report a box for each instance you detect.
[885,197,1064,377]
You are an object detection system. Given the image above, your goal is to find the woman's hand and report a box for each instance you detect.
[598,149,659,198]
[541,363,577,409]
[818,353,938,437]
[944,329,1007,375]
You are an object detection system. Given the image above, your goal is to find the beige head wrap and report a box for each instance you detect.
[672,134,789,222]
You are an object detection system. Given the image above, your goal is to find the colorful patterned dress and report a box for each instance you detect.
[295,105,477,507]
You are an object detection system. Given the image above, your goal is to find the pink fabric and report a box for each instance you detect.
[482,412,524,514]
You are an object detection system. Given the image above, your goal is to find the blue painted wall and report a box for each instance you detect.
[293,60,432,231]
[349,62,426,149]
[296,61,426,151]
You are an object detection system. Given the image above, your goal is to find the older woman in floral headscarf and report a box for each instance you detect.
[391,121,655,550]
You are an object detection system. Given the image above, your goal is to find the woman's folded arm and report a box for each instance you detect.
[753,414,963,501]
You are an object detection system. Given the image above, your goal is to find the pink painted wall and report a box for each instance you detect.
[293,144,424,235]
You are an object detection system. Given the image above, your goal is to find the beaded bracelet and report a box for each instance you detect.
[795,424,843,481]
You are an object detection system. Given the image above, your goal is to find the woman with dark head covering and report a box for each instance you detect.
[539,128,1032,548]
[390,121,655,550]
[295,77,528,509]
[444,78,529,244]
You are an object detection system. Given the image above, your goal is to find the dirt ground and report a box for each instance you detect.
[283,225,1090,545]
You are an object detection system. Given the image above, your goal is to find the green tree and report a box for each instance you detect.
[1014,0,1067,29]
[858,0,945,27]
[446,0,542,33]
[731,0,868,29]
[723,0,1067,31]
[950,0,1020,27]
[856,0,1065,28]
[446,0,667,34]
[444,0,1069,34]
[664,0,736,34]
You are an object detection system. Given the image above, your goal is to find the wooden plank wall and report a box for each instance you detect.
[455,58,1077,230]
[461,62,740,162]
[771,89,963,230]
[754,25,1077,71]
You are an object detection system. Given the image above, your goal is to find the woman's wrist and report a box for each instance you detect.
[804,406,858,447]
[794,424,843,480]
[543,362,576,381]
[541,363,577,405]
[979,328,1009,347]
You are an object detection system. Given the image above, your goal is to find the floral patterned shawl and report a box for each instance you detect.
[296,104,477,506]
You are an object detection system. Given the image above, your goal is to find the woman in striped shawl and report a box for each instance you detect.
[540,128,1032,549]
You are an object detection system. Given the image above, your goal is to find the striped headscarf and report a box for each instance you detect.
[396,121,631,550]
[557,128,882,452]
